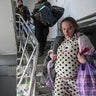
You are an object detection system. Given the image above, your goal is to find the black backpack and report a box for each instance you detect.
[32,5,64,27]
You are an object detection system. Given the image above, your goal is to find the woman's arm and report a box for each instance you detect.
[77,53,86,64]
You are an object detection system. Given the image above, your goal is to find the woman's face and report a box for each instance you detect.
[61,21,76,38]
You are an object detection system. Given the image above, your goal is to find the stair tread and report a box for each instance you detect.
[36,72,43,76]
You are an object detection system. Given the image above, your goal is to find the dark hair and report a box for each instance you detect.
[17,0,23,3]
[60,17,78,33]
[38,0,47,3]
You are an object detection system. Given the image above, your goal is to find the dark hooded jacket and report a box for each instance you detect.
[16,4,30,21]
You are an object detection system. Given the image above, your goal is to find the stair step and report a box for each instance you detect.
[17,58,27,65]
[37,85,52,95]
[36,72,43,82]
[36,64,44,72]
[36,72,43,76]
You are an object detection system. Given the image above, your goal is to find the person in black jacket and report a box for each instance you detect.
[15,0,31,37]
[32,0,52,56]
[16,0,30,22]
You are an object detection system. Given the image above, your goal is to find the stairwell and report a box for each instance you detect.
[16,13,53,96]
[36,42,53,96]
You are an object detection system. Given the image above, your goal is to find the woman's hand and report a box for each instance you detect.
[77,53,86,64]
[50,53,57,60]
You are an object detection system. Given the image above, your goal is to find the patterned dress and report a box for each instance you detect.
[54,35,80,96]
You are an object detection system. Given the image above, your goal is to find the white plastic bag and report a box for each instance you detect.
[78,35,94,55]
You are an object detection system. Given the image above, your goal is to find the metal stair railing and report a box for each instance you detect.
[15,13,39,96]
[77,12,96,28]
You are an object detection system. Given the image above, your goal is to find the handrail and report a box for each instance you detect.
[16,13,38,43]
[76,12,96,28]
[77,12,96,22]
[15,13,39,96]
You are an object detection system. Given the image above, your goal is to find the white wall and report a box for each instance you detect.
[23,0,37,12]
[65,0,96,20]
[0,0,17,55]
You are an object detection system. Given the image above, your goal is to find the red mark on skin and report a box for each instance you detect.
[80,48,90,55]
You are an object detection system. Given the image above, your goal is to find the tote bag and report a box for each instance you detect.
[51,6,64,27]
[76,62,96,96]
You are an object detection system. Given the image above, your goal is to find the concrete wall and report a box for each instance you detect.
[23,0,37,12]
[0,0,17,96]
[0,1,17,55]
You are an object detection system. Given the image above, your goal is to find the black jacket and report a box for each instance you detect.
[52,36,64,54]
[16,5,30,21]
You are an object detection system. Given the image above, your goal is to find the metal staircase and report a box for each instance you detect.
[15,13,52,96]
[16,13,39,96]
